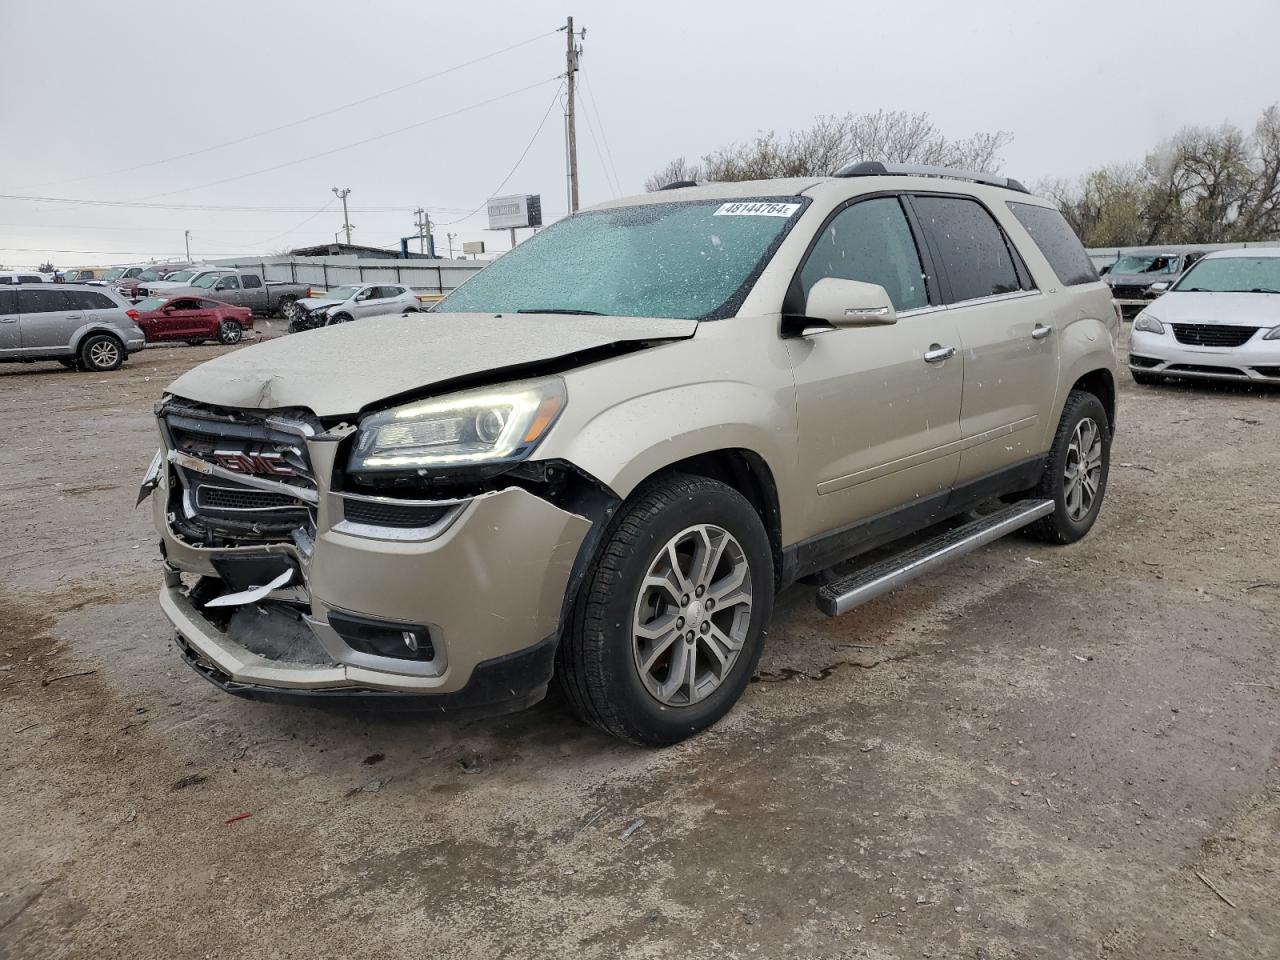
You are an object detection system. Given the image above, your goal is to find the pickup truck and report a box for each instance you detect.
[159,271,310,318]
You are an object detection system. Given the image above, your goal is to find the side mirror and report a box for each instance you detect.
[804,278,897,327]
[1149,281,1169,293]
[161,305,174,313]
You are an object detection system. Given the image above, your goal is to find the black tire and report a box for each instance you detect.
[217,320,243,345]
[555,473,774,745]
[1023,389,1111,544]
[329,312,353,325]
[78,333,124,372]
[1130,370,1163,386]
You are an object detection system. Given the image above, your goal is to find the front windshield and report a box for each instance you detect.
[320,285,360,301]
[104,267,127,281]
[1110,254,1179,275]
[165,270,195,283]
[437,198,809,320]
[135,297,167,312]
[191,273,222,288]
[1173,256,1280,294]
[138,269,163,281]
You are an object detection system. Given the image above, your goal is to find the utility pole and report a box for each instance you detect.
[413,207,434,256]
[446,232,457,259]
[184,229,191,262]
[559,16,585,213]
[332,187,352,244]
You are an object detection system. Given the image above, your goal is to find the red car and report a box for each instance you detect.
[132,295,254,345]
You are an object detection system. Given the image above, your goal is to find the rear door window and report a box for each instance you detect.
[218,276,242,291]
[912,195,1023,303]
[1006,202,1098,286]
[798,196,930,312]
[0,290,16,313]
[17,289,73,313]
[241,274,263,289]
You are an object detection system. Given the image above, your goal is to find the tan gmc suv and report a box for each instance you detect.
[139,163,1119,745]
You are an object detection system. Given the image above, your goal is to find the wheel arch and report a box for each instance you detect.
[70,323,126,356]
[1071,367,1116,431]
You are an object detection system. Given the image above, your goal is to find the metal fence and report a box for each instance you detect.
[206,255,485,294]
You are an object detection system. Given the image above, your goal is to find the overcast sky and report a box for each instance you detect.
[2,0,1277,268]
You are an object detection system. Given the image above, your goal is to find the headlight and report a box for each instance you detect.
[1133,312,1165,335]
[349,376,567,473]
[1264,326,1280,341]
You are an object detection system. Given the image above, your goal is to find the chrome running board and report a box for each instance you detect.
[816,499,1054,617]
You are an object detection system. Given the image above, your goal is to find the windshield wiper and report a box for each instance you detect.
[1247,288,1280,294]
[515,307,604,315]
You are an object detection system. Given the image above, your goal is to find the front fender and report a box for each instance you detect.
[539,379,800,539]
[1046,314,1119,445]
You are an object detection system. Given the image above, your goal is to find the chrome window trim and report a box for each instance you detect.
[943,289,1043,310]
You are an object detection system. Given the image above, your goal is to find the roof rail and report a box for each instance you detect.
[833,161,1029,194]
[659,179,699,190]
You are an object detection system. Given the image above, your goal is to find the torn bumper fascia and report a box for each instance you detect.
[152,439,593,697]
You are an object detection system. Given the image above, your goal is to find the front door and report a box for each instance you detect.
[909,194,1059,483]
[785,195,964,541]
[211,276,242,306]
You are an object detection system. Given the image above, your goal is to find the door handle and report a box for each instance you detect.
[65,314,84,320]
[923,344,956,364]
[1031,323,1053,340]
[0,317,17,323]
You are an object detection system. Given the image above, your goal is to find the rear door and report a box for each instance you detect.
[239,273,266,312]
[16,288,81,354]
[910,193,1057,485]
[785,194,964,537]
[0,289,19,357]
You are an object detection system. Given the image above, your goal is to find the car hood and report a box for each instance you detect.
[296,297,343,310]
[1145,291,1280,326]
[166,312,699,416]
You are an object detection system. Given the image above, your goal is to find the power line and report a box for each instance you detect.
[436,83,566,228]
[254,199,341,249]
[0,194,474,215]
[579,91,618,199]
[581,67,624,197]
[136,76,561,201]
[20,30,559,191]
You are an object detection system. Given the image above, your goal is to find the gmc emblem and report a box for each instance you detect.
[212,450,296,477]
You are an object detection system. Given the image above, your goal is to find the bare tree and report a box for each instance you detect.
[643,156,704,192]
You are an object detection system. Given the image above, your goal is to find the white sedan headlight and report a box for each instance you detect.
[349,376,567,474]
[1133,312,1165,335]
[1264,325,1280,341]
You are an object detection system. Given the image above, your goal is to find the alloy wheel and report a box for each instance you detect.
[89,340,119,368]
[1064,416,1103,521]
[631,523,753,707]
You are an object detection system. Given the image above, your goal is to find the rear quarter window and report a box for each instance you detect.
[1006,202,1099,286]
[242,275,263,289]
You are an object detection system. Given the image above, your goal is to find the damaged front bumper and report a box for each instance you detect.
[149,403,599,713]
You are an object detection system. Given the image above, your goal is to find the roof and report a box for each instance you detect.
[287,242,433,259]
[1202,247,1280,260]
[588,171,1047,213]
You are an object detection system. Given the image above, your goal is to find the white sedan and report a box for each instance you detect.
[1129,248,1280,385]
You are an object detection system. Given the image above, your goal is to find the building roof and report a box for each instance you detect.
[286,242,433,260]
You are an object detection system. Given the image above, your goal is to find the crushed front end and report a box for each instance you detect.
[146,396,599,714]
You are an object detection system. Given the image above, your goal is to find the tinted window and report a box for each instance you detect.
[18,289,79,313]
[241,274,262,288]
[0,290,15,312]
[1006,202,1097,286]
[217,276,241,290]
[88,292,118,309]
[799,197,928,312]
[913,196,1021,303]
[63,290,107,310]
[19,274,44,283]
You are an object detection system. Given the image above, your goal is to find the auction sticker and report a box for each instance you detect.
[713,201,801,217]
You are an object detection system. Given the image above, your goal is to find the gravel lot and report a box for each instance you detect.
[2,333,1278,959]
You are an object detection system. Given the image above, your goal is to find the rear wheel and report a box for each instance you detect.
[277,296,299,319]
[1023,389,1111,544]
[78,333,124,372]
[217,320,243,345]
[555,474,773,745]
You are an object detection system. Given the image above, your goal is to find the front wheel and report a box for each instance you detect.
[1023,389,1111,544]
[328,312,353,325]
[555,474,773,745]
[217,320,243,345]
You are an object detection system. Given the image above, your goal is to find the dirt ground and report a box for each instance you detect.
[2,331,1278,960]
